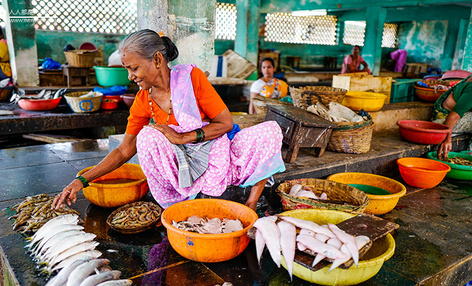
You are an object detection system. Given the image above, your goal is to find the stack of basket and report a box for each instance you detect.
[64,50,98,68]
[290,86,347,110]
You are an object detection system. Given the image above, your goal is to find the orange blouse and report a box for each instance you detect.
[126,67,227,135]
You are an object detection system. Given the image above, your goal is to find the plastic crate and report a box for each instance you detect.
[390,79,419,103]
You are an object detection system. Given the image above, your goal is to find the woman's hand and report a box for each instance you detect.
[147,124,183,144]
[438,138,452,160]
[52,179,83,209]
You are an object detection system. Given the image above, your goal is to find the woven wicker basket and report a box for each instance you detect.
[64,50,98,68]
[290,86,347,110]
[327,119,374,154]
[106,201,162,234]
[64,91,102,113]
[277,178,369,214]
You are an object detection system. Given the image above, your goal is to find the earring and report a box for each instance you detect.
[156,63,161,69]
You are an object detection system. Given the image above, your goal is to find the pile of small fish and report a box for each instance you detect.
[172,215,244,234]
[289,184,328,200]
[445,156,472,166]
[22,214,132,286]
[253,215,370,280]
[10,194,80,234]
[10,88,67,104]
[110,202,160,229]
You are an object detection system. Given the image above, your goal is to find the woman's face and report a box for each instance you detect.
[121,50,158,90]
[261,60,275,79]
[352,46,360,55]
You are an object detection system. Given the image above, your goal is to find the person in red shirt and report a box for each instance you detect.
[53,29,285,211]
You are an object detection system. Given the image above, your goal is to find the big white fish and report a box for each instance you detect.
[296,234,348,260]
[96,280,133,286]
[311,237,342,267]
[45,258,91,286]
[66,258,110,286]
[26,224,84,250]
[277,221,296,280]
[255,229,265,265]
[288,184,303,196]
[279,216,335,238]
[29,214,79,242]
[314,233,330,242]
[33,230,86,259]
[43,241,99,268]
[38,232,96,262]
[328,235,370,272]
[253,216,281,267]
[47,250,102,274]
[79,270,122,286]
[328,223,359,267]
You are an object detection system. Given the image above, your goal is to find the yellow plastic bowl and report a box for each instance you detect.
[161,199,258,263]
[78,163,149,208]
[327,172,406,215]
[280,209,395,285]
[341,91,387,112]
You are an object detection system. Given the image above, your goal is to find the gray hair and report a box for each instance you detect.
[118,29,179,62]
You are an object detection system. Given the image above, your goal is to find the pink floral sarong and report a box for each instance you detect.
[136,64,285,208]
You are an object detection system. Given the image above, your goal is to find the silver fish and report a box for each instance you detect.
[48,250,102,274]
[328,235,370,272]
[44,241,99,268]
[66,258,110,286]
[33,230,86,258]
[328,223,359,267]
[45,258,90,286]
[253,216,281,268]
[255,229,265,265]
[29,214,79,243]
[96,279,133,286]
[279,216,335,238]
[39,232,97,262]
[277,220,296,280]
[79,270,121,286]
[26,224,84,250]
[296,234,348,260]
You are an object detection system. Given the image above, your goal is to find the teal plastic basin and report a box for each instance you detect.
[94,66,130,87]
[426,151,472,180]
[348,184,392,195]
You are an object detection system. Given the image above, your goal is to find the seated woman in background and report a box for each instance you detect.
[341,45,371,75]
[248,57,288,114]
[0,29,12,80]
[432,73,472,159]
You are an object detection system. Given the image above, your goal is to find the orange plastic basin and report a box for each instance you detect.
[78,163,148,208]
[397,157,451,189]
[161,199,258,263]
[327,172,406,215]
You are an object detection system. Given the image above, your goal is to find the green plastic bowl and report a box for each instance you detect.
[426,151,472,180]
[348,184,392,195]
[94,66,130,87]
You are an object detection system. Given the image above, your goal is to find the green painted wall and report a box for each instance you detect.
[35,31,126,65]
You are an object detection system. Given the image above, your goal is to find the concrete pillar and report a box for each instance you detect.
[234,0,260,65]
[363,6,386,76]
[442,17,460,72]
[461,11,472,71]
[136,0,215,73]
[2,0,39,86]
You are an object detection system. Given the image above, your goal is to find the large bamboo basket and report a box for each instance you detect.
[327,119,374,154]
[277,178,369,214]
[64,91,103,113]
[290,86,347,110]
[64,50,98,68]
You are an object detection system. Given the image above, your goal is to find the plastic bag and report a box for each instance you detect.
[93,85,127,96]
[108,50,121,66]
[41,58,61,70]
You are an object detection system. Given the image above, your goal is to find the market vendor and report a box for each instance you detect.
[52,29,286,211]
[341,45,371,75]
[0,29,12,80]
[248,57,288,114]
[432,74,472,160]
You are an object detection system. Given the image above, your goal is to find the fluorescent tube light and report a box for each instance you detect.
[291,9,327,17]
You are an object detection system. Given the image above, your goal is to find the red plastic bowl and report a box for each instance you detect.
[18,98,61,111]
[103,95,122,102]
[397,157,451,188]
[414,86,446,102]
[397,120,451,144]
[101,99,119,110]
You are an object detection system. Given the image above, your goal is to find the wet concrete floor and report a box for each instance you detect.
[1,132,472,285]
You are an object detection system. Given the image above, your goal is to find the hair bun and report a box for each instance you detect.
[161,36,179,62]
